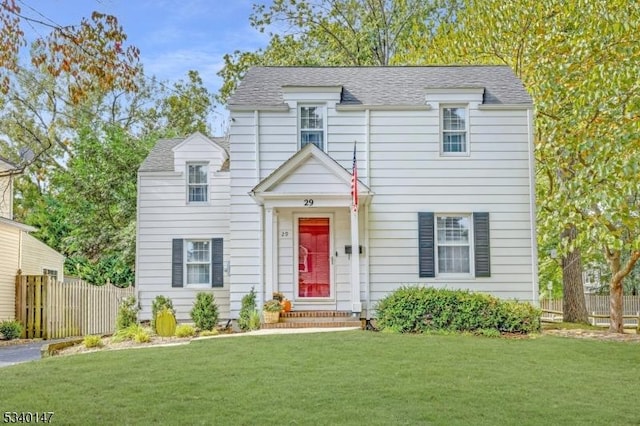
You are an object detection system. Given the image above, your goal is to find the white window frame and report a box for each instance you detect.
[185,239,211,286]
[299,105,327,151]
[435,214,474,277]
[440,105,469,156]
[187,162,209,204]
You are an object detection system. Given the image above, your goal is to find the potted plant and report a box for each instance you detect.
[272,292,292,312]
[272,292,284,302]
[263,299,282,324]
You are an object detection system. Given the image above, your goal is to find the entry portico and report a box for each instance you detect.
[249,144,371,313]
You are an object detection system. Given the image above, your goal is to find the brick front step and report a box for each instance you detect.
[261,320,363,329]
[261,310,363,329]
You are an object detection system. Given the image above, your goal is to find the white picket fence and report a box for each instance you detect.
[540,296,640,327]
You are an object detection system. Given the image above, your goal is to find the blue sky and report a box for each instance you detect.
[21,1,271,133]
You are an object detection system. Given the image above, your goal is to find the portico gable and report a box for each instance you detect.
[250,144,371,313]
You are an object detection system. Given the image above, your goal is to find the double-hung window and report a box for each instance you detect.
[172,238,224,288]
[186,240,210,285]
[436,215,471,274]
[300,106,324,150]
[418,212,491,278]
[187,163,208,203]
[441,106,468,155]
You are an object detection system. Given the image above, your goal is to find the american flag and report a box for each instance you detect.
[351,141,358,212]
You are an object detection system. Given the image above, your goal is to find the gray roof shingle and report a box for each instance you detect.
[228,66,532,108]
[139,136,229,172]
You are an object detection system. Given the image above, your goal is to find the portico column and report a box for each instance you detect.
[265,207,274,301]
[350,207,362,313]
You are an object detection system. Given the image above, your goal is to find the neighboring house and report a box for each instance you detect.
[0,158,65,320]
[136,66,538,322]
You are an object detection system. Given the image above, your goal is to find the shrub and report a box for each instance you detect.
[134,328,151,343]
[238,287,258,331]
[375,286,541,334]
[116,296,139,331]
[151,296,174,332]
[199,329,219,337]
[0,320,23,340]
[248,310,261,331]
[190,292,219,331]
[83,335,103,348]
[175,324,196,337]
[112,324,144,343]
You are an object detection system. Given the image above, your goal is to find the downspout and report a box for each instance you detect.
[255,110,265,310]
[365,109,371,319]
[135,172,141,306]
[527,107,539,306]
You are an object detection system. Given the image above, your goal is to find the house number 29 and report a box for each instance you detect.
[304,199,314,207]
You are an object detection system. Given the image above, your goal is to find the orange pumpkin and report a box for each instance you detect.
[281,299,292,313]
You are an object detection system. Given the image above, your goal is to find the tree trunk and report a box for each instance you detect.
[605,249,640,334]
[561,226,589,323]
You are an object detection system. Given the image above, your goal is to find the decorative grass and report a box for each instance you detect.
[2,332,639,425]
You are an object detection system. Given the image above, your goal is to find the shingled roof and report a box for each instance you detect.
[228,66,532,108]
[139,136,229,172]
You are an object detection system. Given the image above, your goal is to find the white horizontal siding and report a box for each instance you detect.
[367,107,535,305]
[136,153,231,321]
[0,176,12,219]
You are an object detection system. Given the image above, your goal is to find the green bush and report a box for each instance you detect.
[175,324,196,337]
[151,296,174,332]
[190,292,219,331]
[238,287,258,331]
[375,286,541,334]
[112,324,144,343]
[0,320,23,340]
[199,329,219,337]
[134,328,151,343]
[248,310,261,331]
[116,296,139,331]
[83,335,103,348]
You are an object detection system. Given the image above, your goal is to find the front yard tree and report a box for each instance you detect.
[217,0,460,103]
[0,0,140,177]
[422,0,640,332]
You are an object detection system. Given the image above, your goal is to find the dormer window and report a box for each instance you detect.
[300,106,325,150]
[187,162,208,203]
[441,106,469,156]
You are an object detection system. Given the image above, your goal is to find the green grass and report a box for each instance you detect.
[2,331,639,425]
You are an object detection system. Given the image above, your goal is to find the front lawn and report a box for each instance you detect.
[2,331,639,425]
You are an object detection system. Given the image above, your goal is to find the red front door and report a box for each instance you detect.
[298,217,330,298]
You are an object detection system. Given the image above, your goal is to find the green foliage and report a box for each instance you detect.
[199,329,220,337]
[133,328,151,343]
[151,296,174,332]
[190,292,219,331]
[0,320,23,340]
[111,324,147,343]
[160,70,213,135]
[263,299,282,313]
[375,286,541,334]
[83,335,103,348]
[155,307,177,337]
[216,0,459,102]
[115,296,139,331]
[248,310,261,331]
[175,324,196,338]
[238,287,258,331]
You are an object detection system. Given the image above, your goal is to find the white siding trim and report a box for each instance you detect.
[527,108,539,304]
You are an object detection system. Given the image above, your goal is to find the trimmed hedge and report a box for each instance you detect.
[375,286,541,334]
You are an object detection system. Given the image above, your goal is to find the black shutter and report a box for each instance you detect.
[172,239,184,287]
[418,212,435,278]
[211,238,224,287]
[473,212,491,277]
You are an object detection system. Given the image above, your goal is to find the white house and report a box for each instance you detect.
[136,66,537,322]
[0,158,65,320]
